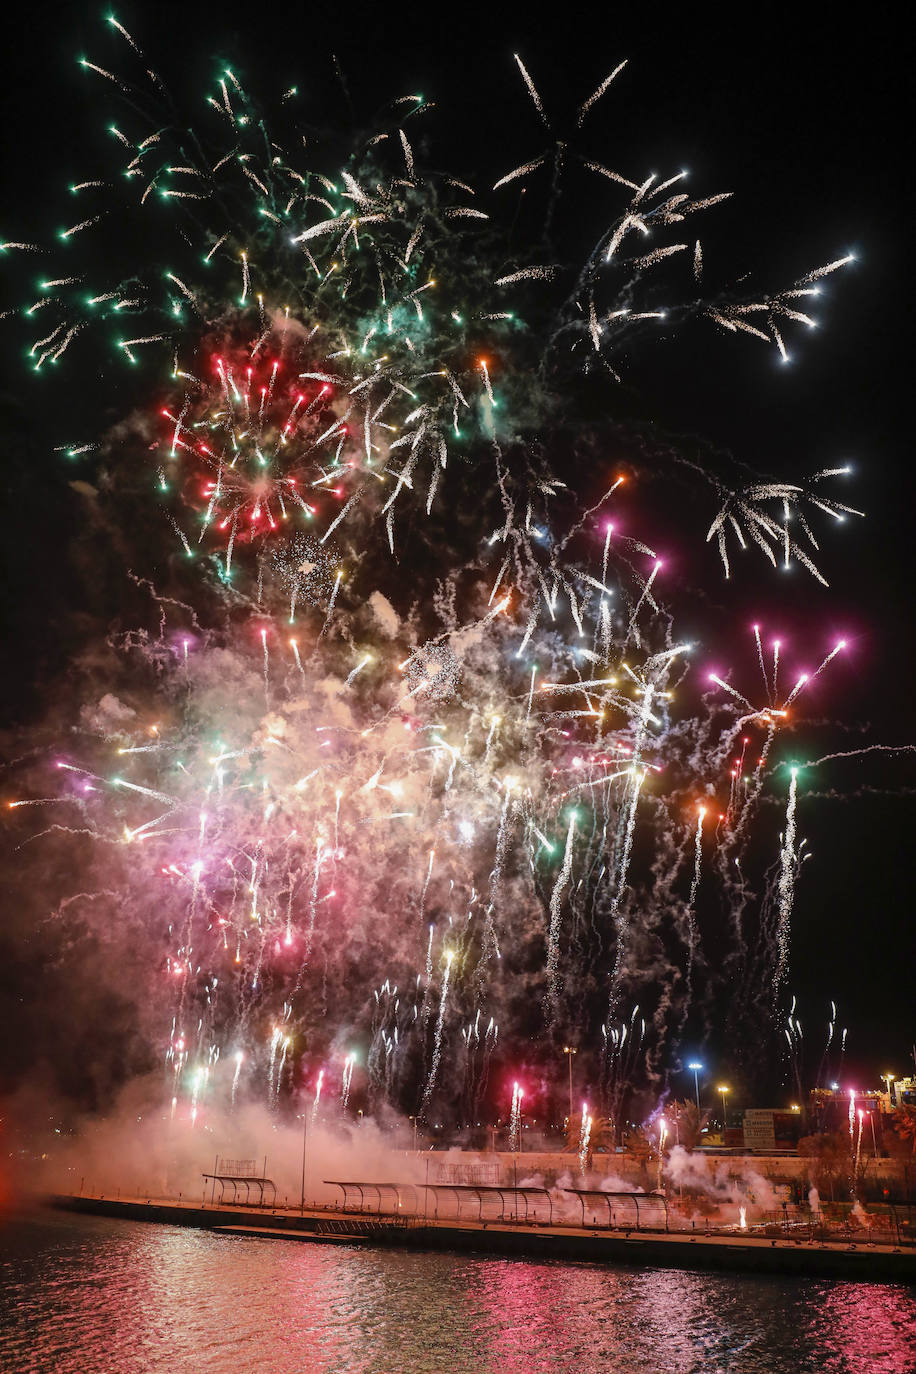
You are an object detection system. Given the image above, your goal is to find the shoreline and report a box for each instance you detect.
[49,1194,916,1281]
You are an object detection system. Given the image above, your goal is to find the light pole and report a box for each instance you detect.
[688,1061,703,1112]
[300,1107,308,1214]
[563,1046,577,1127]
[718,1085,730,1137]
[881,1073,895,1107]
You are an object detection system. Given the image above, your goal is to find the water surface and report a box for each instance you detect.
[1,1210,913,1373]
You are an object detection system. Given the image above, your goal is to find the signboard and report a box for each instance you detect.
[743,1110,776,1152]
[434,1162,499,1185]
[216,1157,261,1176]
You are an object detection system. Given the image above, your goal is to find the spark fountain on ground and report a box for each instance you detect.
[3,19,868,1126]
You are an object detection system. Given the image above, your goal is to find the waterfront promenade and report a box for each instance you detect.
[52,1192,916,1281]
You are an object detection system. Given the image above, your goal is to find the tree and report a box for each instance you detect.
[621,1125,655,1185]
[564,1111,614,1157]
[798,1131,851,1201]
[666,1100,710,1153]
[892,1105,916,1154]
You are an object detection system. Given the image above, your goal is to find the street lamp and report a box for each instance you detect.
[718,1085,730,1135]
[299,1106,308,1214]
[881,1073,896,1105]
[563,1046,577,1125]
[687,1061,703,1112]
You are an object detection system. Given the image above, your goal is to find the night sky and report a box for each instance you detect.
[0,2,910,1125]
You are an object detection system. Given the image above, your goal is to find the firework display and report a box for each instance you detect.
[4,19,865,1127]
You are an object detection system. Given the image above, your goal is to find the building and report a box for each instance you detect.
[892,1077,916,1110]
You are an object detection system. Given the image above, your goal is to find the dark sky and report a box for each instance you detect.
[0,2,911,1107]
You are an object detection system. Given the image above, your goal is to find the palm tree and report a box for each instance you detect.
[564,1111,614,1158]
[667,1100,710,1152]
[622,1125,654,1185]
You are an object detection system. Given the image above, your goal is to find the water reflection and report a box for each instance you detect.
[813,1277,916,1374]
[0,1212,913,1374]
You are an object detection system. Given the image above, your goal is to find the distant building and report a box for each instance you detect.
[808,1087,882,1134]
[892,1077,916,1110]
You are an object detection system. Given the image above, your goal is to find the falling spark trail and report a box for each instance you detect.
[578,1104,592,1173]
[809,745,916,766]
[753,625,770,702]
[775,770,799,990]
[419,849,435,924]
[545,811,577,1008]
[422,949,453,1108]
[509,1082,524,1151]
[341,1054,354,1110]
[231,1051,243,1107]
[686,808,705,988]
[311,1068,324,1125]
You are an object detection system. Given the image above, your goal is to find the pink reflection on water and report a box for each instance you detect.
[470,1260,595,1374]
[124,1229,353,1374]
[812,1280,916,1374]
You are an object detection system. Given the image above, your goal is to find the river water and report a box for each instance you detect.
[1,1209,914,1373]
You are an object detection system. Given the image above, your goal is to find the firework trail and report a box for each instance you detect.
[848,1088,859,1192]
[775,768,799,991]
[685,806,705,993]
[657,1118,668,1192]
[422,948,454,1110]
[231,1050,244,1108]
[578,1104,592,1174]
[602,1007,645,1127]
[784,1000,804,1104]
[341,1053,354,1111]
[509,1082,524,1151]
[545,810,577,1008]
[311,1067,324,1127]
[855,1107,865,1186]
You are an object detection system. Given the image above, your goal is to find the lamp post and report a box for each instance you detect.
[299,1106,307,1214]
[688,1061,703,1112]
[718,1085,730,1137]
[563,1046,577,1126]
[881,1073,895,1107]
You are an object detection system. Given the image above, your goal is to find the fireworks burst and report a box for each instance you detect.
[3,19,869,1128]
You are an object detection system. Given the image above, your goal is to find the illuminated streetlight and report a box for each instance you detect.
[687,1061,703,1111]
